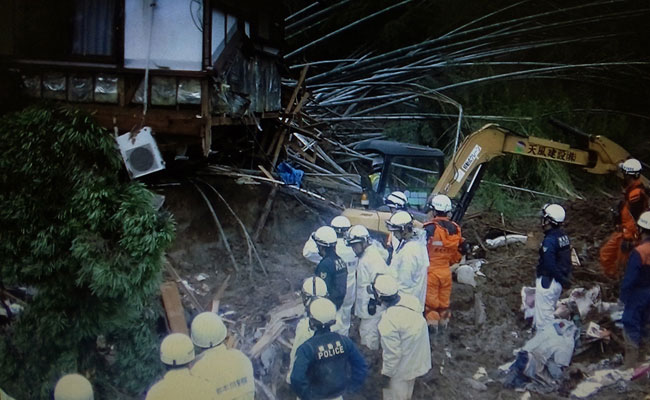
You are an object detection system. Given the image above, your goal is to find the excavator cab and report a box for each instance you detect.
[355,139,445,210]
[343,140,444,234]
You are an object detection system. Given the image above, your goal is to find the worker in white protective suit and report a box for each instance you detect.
[302,216,358,335]
[190,312,255,399]
[374,275,431,400]
[384,191,409,264]
[346,224,391,350]
[286,276,329,385]
[386,211,429,307]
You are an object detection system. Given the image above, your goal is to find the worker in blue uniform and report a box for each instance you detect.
[290,298,368,400]
[620,211,650,368]
[534,204,572,332]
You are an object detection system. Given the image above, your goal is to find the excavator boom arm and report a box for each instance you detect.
[433,124,646,220]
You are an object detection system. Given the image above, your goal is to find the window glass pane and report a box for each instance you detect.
[72,0,116,56]
[68,75,93,102]
[124,0,203,71]
[384,157,440,209]
[42,73,67,100]
[94,74,118,103]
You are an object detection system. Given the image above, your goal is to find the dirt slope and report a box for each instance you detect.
[160,179,648,399]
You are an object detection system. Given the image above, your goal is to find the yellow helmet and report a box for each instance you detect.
[191,312,227,348]
[160,333,195,366]
[54,374,94,400]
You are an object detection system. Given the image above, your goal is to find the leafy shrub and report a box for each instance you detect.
[0,106,175,398]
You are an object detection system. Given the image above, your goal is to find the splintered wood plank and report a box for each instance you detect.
[160,282,188,335]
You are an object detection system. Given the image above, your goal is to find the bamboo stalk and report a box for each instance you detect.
[195,179,268,276]
[191,182,240,273]
[285,0,352,32]
[284,0,414,60]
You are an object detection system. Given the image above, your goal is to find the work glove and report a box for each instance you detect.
[367,298,378,316]
[621,239,634,252]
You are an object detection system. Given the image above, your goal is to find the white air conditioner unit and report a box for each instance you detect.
[116,127,165,179]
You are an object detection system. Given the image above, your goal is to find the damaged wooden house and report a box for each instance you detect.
[0,0,284,168]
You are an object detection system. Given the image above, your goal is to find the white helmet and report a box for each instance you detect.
[385,191,408,210]
[541,203,566,225]
[312,226,338,247]
[330,216,351,234]
[430,194,452,212]
[301,276,328,298]
[345,225,371,245]
[191,312,227,349]
[54,374,94,400]
[638,211,650,230]
[308,297,337,327]
[385,210,413,231]
[620,158,642,176]
[160,333,195,366]
[373,274,399,297]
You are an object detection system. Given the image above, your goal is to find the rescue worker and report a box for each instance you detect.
[384,191,409,263]
[54,374,93,400]
[145,333,215,400]
[290,298,368,400]
[600,158,649,278]
[303,217,357,335]
[373,275,431,400]
[312,226,348,314]
[190,312,255,399]
[534,203,572,332]
[423,195,464,333]
[369,155,384,193]
[620,211,650,368]
[287,276,329,384]
[346,225,391,350]
[385,211,429,307]
[385,191,409,212]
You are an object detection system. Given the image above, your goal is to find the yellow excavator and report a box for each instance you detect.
[343,119,648,234]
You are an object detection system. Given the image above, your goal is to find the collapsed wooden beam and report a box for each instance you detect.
[160,282,189,335]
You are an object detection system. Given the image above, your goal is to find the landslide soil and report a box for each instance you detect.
[159,178,648,399]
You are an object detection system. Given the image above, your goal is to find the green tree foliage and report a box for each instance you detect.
[0,106,175,398]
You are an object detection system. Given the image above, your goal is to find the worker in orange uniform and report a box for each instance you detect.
[600,159,648,279]
[423,194,464,334]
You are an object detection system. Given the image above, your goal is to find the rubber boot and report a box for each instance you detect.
[440,309,451,331]
[427,321,439,335]
[623,330,640,369]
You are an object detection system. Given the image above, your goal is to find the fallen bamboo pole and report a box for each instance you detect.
[191,182,240,272]
[195,179,269,276]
